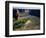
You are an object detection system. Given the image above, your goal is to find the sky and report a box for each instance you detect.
[13,9,40,17]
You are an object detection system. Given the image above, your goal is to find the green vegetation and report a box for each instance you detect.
[13,18,29,30]
[13,17,40,31]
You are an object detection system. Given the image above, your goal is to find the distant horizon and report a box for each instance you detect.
[13,9,40,17]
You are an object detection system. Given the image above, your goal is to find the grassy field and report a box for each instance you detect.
[13,16,40,31]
